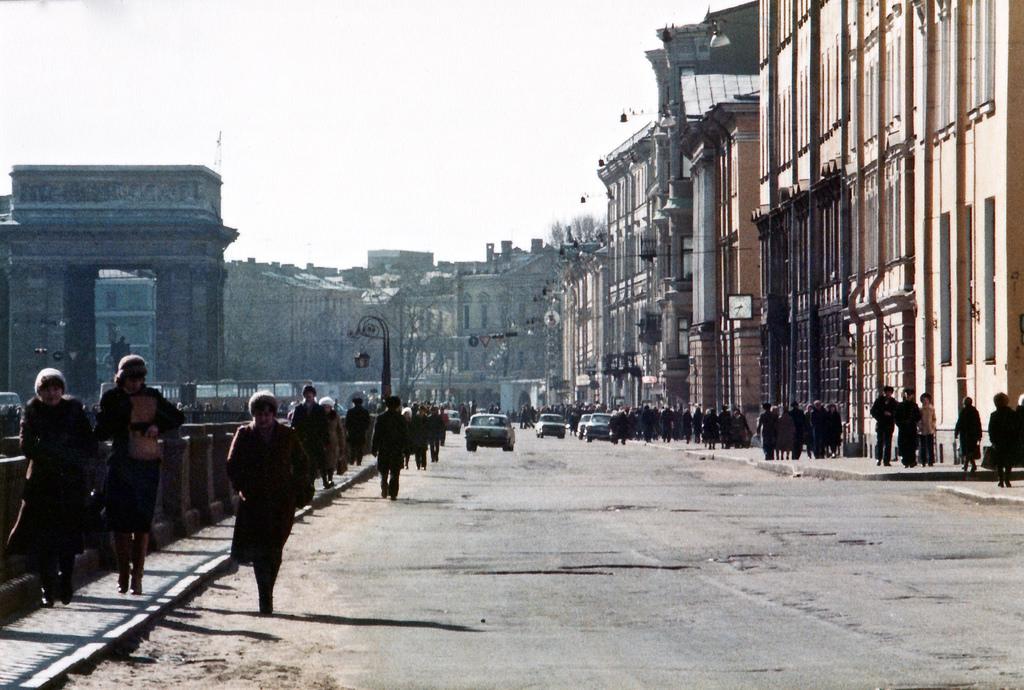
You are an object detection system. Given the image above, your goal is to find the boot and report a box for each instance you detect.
[130,532,149,595]
[114,532,132,594]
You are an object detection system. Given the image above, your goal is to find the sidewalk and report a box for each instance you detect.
[671,442,1024,482]
[0,463,377,689]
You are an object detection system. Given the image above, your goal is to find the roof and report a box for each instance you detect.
[605,121,655,161]
[680,73,759,120]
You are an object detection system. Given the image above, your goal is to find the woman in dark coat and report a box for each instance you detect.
[7,368,96,606]
[988,393,1018,487]
[227,391,313,615]
[95,355,185,595]
[703,409,720,450]
[954,397,982,473]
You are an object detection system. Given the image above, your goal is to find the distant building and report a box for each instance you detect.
[223,259,365,382]
[367,249,435,273]
[450,240,560,411]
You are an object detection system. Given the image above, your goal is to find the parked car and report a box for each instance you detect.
[465,413,515,452]
[444,410,462,434]
[0,392,22,408]
[584,413,612,442]
[577,414,593,439]
[536,413,566,439]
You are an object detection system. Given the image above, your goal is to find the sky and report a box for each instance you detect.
[0,0,737,269]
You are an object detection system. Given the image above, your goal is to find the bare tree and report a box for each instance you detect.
[546,214,607,248]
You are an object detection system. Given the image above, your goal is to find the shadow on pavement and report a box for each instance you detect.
[160,617,281,642]
[187,606,482,632]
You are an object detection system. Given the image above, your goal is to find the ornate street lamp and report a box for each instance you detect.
[350,315,392,398]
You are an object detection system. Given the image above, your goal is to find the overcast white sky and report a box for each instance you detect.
[0,0,735,269]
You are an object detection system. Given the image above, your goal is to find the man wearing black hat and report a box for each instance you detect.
[372,396,409,500]
[345,397,371,466]
[870,386,898,466]
[289,385,331,488]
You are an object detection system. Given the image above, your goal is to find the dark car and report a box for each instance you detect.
[444,409,462,434]
[465,414,515,452]
[584,413,612,442]
[536,413,566,439]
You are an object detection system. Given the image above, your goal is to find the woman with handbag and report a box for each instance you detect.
[954,397,982,474]
[95,355,184,595]
[7,368,97,606]
[227,391,313,615]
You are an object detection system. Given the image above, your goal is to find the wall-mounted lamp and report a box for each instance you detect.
[709,20,731,49]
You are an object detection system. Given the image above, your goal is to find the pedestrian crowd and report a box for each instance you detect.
[7,364,1022,619]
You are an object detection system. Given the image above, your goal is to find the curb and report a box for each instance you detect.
[18,551,233,689]
[10,463,378,689]
[935,485,1024,507]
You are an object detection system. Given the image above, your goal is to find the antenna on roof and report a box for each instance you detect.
[214,131,222,171]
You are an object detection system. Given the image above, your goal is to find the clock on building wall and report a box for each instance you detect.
[727,294,753,320]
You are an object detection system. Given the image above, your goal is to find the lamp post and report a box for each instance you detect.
[351,315,392,398]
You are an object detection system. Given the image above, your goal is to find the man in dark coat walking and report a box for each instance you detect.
[870,386,898,466]
[789,402,807,460]
[893,388,921,468]
[809,401,829,459]
[680,407,693,443]
[372,396,409,500]
[344,397,371,466]
[756,403,778,461]
[692,406,703,444]
[290,385,330,487]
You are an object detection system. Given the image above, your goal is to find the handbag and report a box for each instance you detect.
[981,446,995,470]
[129,395,162,461]
[82,489,107,533]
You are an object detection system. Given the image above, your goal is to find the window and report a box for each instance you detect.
[939,213,952,364]
[677,317,690,357]
[481,304,488,328]
[965,206,974,363]
[681,236,694,281]
[984,197,996,361]
[939,10,954,125]
[105,290,117,309]
[462,305,470,330]
[972,0,996,106]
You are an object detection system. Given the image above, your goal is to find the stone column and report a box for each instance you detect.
[155,262,224,384]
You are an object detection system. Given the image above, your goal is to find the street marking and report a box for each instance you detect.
[165,575,200,598]
[103,614,148,639]
[20,642,106,688]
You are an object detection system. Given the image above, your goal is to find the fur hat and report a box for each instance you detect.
[34,368,66,393]
[318,396,336,408]
[115,354,147,385]
[248,390,278,414]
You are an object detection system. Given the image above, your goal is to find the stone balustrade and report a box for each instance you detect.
[0,423,243,617]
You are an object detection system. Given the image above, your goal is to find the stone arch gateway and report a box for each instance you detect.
[0,165,237,400]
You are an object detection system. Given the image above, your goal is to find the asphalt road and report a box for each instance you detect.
[67,432,1024,689]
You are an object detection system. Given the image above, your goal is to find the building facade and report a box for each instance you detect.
[682,94,762,425]
[755,0,855,430]
[913,0,1024,455]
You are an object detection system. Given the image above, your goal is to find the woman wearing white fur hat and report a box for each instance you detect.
[7,368,97,606]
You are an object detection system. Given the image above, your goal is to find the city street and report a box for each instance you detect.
[67,434,1024,689]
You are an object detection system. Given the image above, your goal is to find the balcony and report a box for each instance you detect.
[638,312,662,345]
